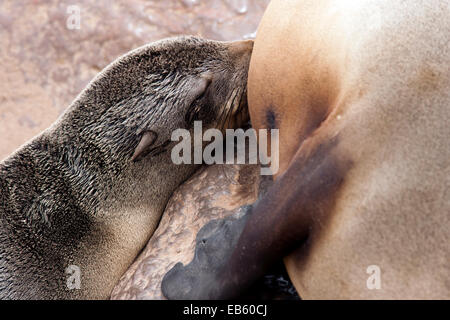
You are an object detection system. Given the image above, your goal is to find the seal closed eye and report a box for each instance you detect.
[0,36,253,299]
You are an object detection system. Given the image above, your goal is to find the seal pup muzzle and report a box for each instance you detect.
[0,36,253,299]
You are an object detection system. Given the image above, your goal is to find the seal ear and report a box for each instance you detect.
[132,74,212,163]
[189,72,213,101]
[131,130,157,162]
[198,72,213,91]
[185,73,213,123]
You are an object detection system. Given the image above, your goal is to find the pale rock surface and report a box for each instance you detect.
[111,163,264,300]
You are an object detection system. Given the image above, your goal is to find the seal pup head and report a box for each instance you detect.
[58,36,253,164]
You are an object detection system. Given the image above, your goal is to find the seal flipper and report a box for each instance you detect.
[162,124,353,300]
[161,206,252,300]
[131,130,157,162]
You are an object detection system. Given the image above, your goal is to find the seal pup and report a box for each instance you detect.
[0,36,253,299]
[162,0,450,299]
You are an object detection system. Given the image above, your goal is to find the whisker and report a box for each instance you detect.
[225,88,242,129]
[219,88,239,130]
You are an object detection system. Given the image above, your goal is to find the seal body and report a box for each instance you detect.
[162,0,449,300]
[246,0,450,299]
[0,36,253,299]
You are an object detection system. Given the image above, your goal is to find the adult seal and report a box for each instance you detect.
[0,36,253,299]
[162,0,450,299]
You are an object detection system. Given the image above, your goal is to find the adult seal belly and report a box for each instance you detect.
[0,36,253,299]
